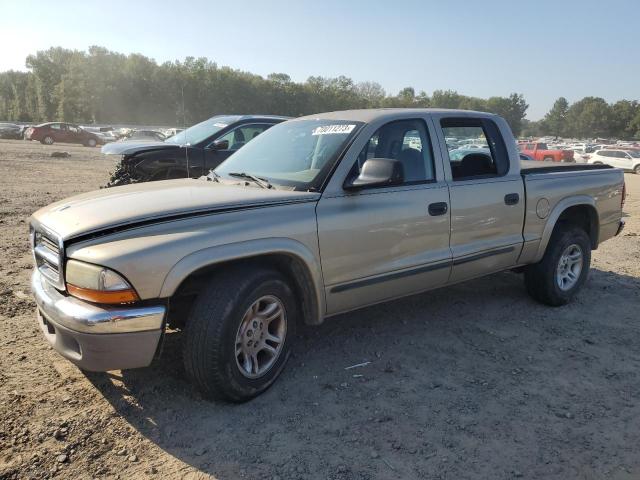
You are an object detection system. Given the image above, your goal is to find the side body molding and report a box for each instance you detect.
[533,195,598,263]
[159,237,326,324]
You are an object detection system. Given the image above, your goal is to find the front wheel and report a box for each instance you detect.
[524,225,591,306]
[634,165,640,175]
[183,267,297,402]
[41,136,54,145]
[86,138,97,147]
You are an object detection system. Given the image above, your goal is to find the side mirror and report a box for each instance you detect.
[210,139,229,150]
[344,158,404,190]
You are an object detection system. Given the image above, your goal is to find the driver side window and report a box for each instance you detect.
[351,119,435,185]
[216,124,270,151]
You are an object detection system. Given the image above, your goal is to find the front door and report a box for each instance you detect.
[205,123,273,171]
[317,118,451,315]
[438,116,524,283]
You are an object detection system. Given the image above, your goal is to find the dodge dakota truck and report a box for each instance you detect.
[30,109,626,402]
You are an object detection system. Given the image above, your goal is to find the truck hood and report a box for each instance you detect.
[31,179,320,241]
[101,140,181,155]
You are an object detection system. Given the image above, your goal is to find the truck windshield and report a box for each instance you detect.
[165,115,242,145]
[215,119,363,190]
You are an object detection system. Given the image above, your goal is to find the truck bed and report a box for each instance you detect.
[520,160,613,175]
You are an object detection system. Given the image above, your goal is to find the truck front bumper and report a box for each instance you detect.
[31,270,166,371]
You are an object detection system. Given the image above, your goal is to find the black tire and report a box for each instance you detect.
[543,156,554,162]
[86,138,97,147]
[634,164,640,175]
[183,266,298,402]
[41,136,54,145]
[524,225,591,306]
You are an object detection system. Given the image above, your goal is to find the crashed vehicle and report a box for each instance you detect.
[30,109,625,402]
[103,115,288,186]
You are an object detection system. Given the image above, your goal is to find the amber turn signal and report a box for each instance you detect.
[67,284,139,304]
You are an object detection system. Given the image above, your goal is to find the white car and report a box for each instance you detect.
[588,149,640,174]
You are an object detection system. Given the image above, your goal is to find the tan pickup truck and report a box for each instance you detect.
[30,109,626,402]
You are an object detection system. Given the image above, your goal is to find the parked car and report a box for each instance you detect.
[163,127,184,137]
[519,142,574,162]
[123,129,167,142]
[0,122,25,139]
[102,114,288,186]
[29,109,626,401]
[450,147,491,161]
[588,149,640,173]
[24,122,104,147]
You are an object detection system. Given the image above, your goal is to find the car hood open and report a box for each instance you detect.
[101,140,181,155]
[31,179,320,241]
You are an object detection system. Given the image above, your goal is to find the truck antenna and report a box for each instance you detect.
[182,84,189,178]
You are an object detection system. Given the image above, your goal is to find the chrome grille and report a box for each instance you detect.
[31,225,64,290]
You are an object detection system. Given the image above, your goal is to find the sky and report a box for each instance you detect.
[1,0,638,119]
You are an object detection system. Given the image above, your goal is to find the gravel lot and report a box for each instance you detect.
[1,138,639,480]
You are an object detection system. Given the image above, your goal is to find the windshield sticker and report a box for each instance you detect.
[312,124,356,136]
[213,123,228,128]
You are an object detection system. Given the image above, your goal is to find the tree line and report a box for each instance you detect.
[0,46,637,139]
[0,46,529,134]
[522,97,640,140]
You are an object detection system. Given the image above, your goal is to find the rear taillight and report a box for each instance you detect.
[622,182,626,208]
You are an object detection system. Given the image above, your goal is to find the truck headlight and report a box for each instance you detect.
[65,260,139,304]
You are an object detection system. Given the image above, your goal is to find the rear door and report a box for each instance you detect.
[48,123,64,142]
[317,117,451,315]
[435,116,524,283]
[57,124,73,143]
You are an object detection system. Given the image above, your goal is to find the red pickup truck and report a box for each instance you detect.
[519,142,574,162]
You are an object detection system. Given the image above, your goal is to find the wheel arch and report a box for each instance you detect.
[161,238,326,326]
[535,196,599,262]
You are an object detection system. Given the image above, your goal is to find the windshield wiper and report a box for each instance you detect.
[227,172,272,189]
[206,170,221,182]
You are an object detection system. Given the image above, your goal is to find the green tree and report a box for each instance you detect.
[610,100,639,139]
[542,97,569,137]
[566,97,613,138]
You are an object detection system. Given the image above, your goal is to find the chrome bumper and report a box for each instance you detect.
[31,270,166,371]
[31,270,165,333]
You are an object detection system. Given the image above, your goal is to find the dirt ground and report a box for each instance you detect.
[0,138,639,480]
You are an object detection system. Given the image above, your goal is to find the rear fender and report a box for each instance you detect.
[533,195,597,262]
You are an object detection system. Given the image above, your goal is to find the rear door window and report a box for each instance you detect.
[441,118,509,180]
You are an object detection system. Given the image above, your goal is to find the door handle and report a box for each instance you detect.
[504,193,519,205]
[428,202,448,216]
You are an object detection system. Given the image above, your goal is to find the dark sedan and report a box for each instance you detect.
[103,115,288,186]
[0,123,25,139]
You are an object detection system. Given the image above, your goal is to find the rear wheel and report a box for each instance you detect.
[524,225,591,306]
[41,136,54,145]
[86,138,97,147]
[183,267,297,402]
[634,165,640,175]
